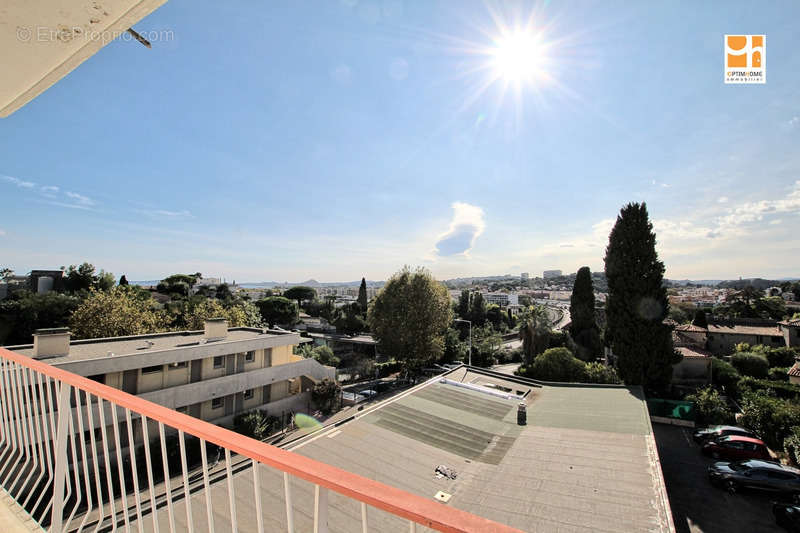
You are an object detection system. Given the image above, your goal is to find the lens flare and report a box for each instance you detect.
[294,413,322,430]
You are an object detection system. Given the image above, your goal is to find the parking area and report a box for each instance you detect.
[654,423,786,533]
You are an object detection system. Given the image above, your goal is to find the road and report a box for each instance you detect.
[491,362,521,375]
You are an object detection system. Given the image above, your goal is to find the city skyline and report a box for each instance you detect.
[2,1,799,281]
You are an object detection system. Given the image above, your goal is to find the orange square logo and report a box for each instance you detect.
[725,35,765,84]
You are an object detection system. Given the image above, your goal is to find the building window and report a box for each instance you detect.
[88,374,105,384]
[142,365,163,374]
[176,406,188,413]
[244,389,254,400]
[245,351,255,363]
[170,361,188,369]
[211,397,224,409]
[213,356,224,369]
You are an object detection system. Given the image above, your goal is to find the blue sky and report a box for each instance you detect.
[2,0,799,282]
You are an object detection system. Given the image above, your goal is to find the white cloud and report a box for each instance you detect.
[718,196,729,203]
[434,202,486,256]
[2,175,35,188]
[770,219,783,225]
[789,116,799,129]
[715,180,800,233]
[136,208,193,219]
[65,191,94,207]
[0,229,6,236]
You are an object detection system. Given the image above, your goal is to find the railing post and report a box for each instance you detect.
[314,484,328,533]
[50,382,72,532]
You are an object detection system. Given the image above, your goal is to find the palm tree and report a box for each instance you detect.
[518,305,552,366]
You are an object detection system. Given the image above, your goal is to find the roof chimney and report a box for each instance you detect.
[204,318,228,341]
[33,328,71,358]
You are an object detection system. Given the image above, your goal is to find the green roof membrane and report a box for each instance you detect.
[530,386,649,435]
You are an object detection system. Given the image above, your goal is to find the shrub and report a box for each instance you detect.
[739,391,800,449]
[312,378,342,415]
[233,409,280,440]
[769,367,790,382]
[527,347,587,382]
[785,426,800,466]
[686,387,732,426]
[731,352,769,379]
[765,347,799,369]
[584,362,621,384]
[738,376,800,401]
[711,358,741,393]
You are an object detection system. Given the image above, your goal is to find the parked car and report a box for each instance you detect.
[702,435,770,460]
[708,460,800,495]
[693,425,757,443]
[774,503,800,532]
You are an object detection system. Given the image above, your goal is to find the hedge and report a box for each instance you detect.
[731,352,770,379]
[738,376,800,401]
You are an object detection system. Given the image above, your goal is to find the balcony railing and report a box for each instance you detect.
[0,347,521,533]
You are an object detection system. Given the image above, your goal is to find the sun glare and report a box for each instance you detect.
[491,31,545,83]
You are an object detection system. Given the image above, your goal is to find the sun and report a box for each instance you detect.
[490,31,546,83]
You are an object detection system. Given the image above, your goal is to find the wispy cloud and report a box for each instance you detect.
[3,174,96,210]
[40,185,59,198]
[134,208,194,219]
[2,175,35,188]
[434,202,485,256]
[64,191,94,207]
[718,196,729,203]
[0,229,6,236]
[789,116,799,129]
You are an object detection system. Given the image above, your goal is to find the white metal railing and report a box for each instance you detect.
[0,347,521,533]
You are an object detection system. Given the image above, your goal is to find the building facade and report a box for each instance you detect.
[7,319,336,430]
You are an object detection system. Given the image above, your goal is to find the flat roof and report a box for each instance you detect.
[6,328,291,363]
[158,368,672,532]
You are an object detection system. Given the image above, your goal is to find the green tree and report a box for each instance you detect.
[367,266,452,372]
[457,290,471,319]
[70,286,166,339]
[333,303,367,335]
[357,278,368,313]
[312,378,342,415]
[691,309,708,328]
[255,297,299,327]
[527,347,587,382]
[687,387,732,426]
[604,202,679,388]
[486,304,506,332]
[215,283,233,301]
[0,268,13,281]
[310,345,340,367]
[469,292,487,327]
[283,286,317,309]
[118,275,129,286]
[0,291,81,345]
[518,305,551,366]
[569,266,601,361]
[183,299,262,329]
[64,262,98,293]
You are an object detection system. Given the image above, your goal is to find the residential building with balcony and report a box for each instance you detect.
[5,318,335,431]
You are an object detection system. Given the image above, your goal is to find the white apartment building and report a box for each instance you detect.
[7,318,335,427]
[483,292,519,307]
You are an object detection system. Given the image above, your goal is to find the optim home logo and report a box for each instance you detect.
[725,35,765,84]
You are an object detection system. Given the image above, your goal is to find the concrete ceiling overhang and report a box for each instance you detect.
[0,0,167,117]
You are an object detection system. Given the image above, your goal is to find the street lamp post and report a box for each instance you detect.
[454,319,472,367]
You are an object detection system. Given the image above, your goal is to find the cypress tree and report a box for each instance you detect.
[692,309,708,329]
[118,275,129,286]
[569,266,600,361]
[457,290,471,319]
[357,277,368,313]
[604,203,679,388]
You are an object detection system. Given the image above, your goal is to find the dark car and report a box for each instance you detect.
[708,460,800,495]
[693,425,757,443]
[774,503,800,532]
[702,435,771,461]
